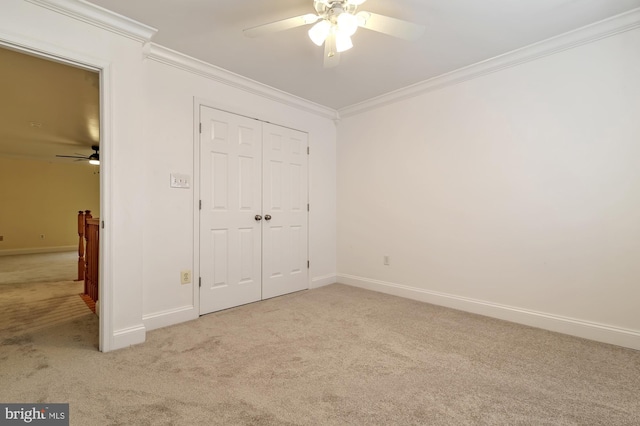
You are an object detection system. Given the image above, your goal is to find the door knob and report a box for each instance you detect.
[255,215,262,221]
[264,214,272,221]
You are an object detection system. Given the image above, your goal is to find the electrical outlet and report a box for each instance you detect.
[180,270,191,285]
[384,255,390,266]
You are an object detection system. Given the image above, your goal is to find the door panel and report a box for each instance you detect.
[262,123,308,299]
[199,107,308,314]
[200,107,262,314]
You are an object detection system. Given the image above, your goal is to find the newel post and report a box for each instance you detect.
[77,210,85,281]
[83,210,92,294]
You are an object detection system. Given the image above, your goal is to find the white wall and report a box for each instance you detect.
[1,0,337,350]
[337,27,640,349]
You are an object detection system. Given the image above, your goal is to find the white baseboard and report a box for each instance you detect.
[311,274,337,289]
[0,246,76,256]
[338,273,640,351]
[143,305,198,331]
[111,324,146,350]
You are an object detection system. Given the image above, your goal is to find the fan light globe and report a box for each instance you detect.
[335,30,353,52]
[337,12,358,36]
[309,20,331,46]
[89,159,100,166]
[356,11,371,27]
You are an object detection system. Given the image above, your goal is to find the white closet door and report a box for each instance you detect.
[200,106,262,314]
[261,123,308,299]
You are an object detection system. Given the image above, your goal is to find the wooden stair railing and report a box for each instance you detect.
[76,210,99,303]
[76,210,86,281]
[85,213,99,303]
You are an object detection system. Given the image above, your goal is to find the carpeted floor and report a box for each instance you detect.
[1,283,639,425]
[0,251,93,336]
[0,251,78,285]
[0,279,91,337]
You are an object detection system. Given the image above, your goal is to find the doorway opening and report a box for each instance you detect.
[0,45,104,350]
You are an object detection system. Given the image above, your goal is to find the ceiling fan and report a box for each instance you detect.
[56,145,100,165]
[244,0,425,68]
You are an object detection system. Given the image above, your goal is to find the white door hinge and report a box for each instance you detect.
[199,122,202,134]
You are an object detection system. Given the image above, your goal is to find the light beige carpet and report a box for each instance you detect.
[1,284,639,425]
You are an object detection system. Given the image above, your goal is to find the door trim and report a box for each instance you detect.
[193,98,311,315]
[0,37,113,352]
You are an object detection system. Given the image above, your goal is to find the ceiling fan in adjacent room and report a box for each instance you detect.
[244,0,425,68]
[56,145,100,165]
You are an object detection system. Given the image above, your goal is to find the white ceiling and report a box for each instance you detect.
[88,0,640,110]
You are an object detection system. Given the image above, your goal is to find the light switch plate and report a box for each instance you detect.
[170,173,190,189]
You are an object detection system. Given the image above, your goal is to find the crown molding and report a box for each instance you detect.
[339,7,640,118]
[145,43,338,121]
[25,0,157,43]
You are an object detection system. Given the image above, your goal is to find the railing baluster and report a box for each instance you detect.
[77,210,85,281]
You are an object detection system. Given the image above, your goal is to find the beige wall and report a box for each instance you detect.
[0,156,99,254]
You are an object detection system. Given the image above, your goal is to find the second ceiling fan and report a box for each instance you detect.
[244,0,425,68]
[56,145,100,165]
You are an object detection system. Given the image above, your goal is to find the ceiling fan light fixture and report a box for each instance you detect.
[309,20,331,46]
[337,12,358,36]
[89,152,100,165]
[335,29,353,52]
[356,11,371,27]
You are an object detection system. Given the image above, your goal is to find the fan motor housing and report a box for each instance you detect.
[315,0,358,18]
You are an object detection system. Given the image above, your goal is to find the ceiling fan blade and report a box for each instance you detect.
[357,12,425,40]
[244,14,319,38]
[56,155,88,159]
[323,33,341,68]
